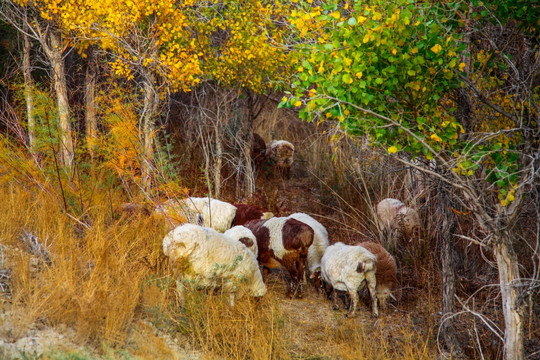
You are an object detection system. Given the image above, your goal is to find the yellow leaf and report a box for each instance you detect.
[282,96,288,102]
[430,44,442,54]
[430,133,443,142]
[363,33,370,43]
[387,146,398,154]
[372,12,382,21]
[294,100,302,107]
[411,47,418,54]
[459,62,466,71]
[355,72,363,79]
[392,49,397,55]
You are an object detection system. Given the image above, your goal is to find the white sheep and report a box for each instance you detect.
[163,224,266,306]
[157,197,237,232]
[287,213,329,292]
[320,242,378,317]
[376,198,420,241]
[155,198,204,229]
[224,225,258,257]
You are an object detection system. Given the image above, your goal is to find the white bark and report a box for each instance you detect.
[141,71,159,188]
[85,46,97,159]
[22,24,35,151]
[494,238,524,360]
[46,29,74,169]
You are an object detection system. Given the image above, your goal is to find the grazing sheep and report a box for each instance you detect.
[287,213,330,293]
[224,225,259,257]
[243,217,313,298]
[155,199,204,229]
[376,198,420,241]
[157,197,237,232]
[320,242,378,317]
[163,224,266,306]
[354,242,397,310]
[265,140,295,179]
[232,204,274,227]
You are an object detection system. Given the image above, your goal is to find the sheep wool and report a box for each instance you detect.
[163,224,266,306]
[183,197,238,232]
[321,242,379,316]
[288,213,330,275]
[355,242,397,310]
[224,225,259,257]
[376,198,420,235]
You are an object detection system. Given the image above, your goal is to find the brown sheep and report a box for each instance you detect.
[354,241,397,310]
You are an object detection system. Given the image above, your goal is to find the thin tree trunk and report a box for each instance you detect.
[141,71,158,188]
[85,46,97,160]
[22,24,35,151]
[49,29,74,169]
[494,236,524,360]
[440,202,464,357]
[243,132,255,198]
[213,122,222,198]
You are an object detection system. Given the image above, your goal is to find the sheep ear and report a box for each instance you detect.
[356,262,364,273]
[309,272,316,279]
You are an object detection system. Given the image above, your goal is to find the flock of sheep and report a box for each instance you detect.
[158,196,420,317]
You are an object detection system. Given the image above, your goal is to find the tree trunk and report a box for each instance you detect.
[49,29,74,169]
[213,122,222,198]
[141,71,158,188]
[440,203,464,357]
[494,235,524,360]
[22,25,35,152]
[243,133,255,198]
[85,46,98,160]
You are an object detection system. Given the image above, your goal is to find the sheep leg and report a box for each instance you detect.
[347,290,359,317]
[366,274,379,317]
[331,290,340,310]
[378,292,386,310]
[311,272,324,295]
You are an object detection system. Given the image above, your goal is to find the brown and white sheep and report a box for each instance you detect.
[354,242,397,310]
[265,140,295,179]
[243,217,314,298]
[287,213,330,293]
[320,242,379,317]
